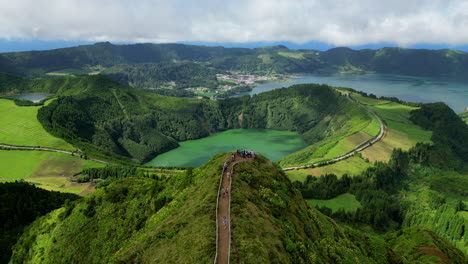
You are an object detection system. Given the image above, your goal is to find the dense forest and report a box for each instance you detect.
[102,61,221,90]
[3,42,468,78]
[0,182,79,263]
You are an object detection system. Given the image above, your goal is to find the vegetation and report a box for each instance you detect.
[291,101,468,253]
[0,150,105,195]
[386,227,467,263]
[459,111,468,124]
[19,72,369,164]
[0,181,79,263]
[359,99,432,162]
[0,99,73,149]
[307,193,362,213]
[4,42,468,79]
[103,61,220,90]
[279,96,375,166]
[5,153,466,263]
[10,154,224,263]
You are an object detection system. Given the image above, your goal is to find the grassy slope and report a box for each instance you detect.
[359,101,432,162]
[9,154,228,264]
[230,155,391,263]
[0,150,105,195]
[402,166,468,254]
[284,94,432,183]
[0,99,73,149]
[279,95,375,166]
[286,155,372,182]
[308,193,362,213]
[386,227,467,264]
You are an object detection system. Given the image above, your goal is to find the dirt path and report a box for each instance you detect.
[215,154,252,264]
[283,93,386,171]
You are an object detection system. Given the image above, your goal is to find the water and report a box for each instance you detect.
[145,129,307,167]
[4,93,50,103]
[249,74,468,113]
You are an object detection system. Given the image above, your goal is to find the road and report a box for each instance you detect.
[0,143,110,164]
[282,93,386,171]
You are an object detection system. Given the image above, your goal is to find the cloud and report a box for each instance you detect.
[0,0,468,46]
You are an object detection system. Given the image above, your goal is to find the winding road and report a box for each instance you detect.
[0,143,110,164]
[282,93,386,171]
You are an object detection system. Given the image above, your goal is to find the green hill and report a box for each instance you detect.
[9,154,466,263]
[0,182,79,263]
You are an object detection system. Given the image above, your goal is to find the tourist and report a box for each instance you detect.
[221,187,226,198]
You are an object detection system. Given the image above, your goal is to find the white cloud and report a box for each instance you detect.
[0,0,468,46]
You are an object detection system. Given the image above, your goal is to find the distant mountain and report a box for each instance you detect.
[9,153,466,263]
[2,42,468,78]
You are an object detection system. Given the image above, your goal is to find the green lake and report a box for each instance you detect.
[145,129,307,167]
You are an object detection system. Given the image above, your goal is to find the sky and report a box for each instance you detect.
[1,0,468,52]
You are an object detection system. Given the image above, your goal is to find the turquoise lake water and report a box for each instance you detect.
[145,129,307,167]
[4,93,50,102]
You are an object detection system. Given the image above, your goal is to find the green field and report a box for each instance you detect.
[277,51,306,59]
[0,150,105,195]
[0,99,73,150]
[280,96,379,166]
[307,193,362,213]
[359,101,432,162]
[286,155,371,182]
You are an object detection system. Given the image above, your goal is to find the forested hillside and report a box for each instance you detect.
[102,61,221,91]
[3,42,468,78]
[9,154,466,264]
[0,182,79,263]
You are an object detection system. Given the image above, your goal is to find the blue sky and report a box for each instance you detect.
[1,0,468,52]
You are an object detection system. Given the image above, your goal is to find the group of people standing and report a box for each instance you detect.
[236,149,255,158]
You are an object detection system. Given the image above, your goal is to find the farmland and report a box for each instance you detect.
[0,99,73,150]
[0,150,105,195]
[307,193,362,213]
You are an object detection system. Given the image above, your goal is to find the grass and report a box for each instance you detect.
[307,193,362,213]
[285,155,371,182]
[277,51,305,59]
[280,96,377,166]
[0,150,105,195]
[459,111,468,124]
[352,94,389,105]
[358,101,432,162]
[323,131,373,159]
[0,99,73,150]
